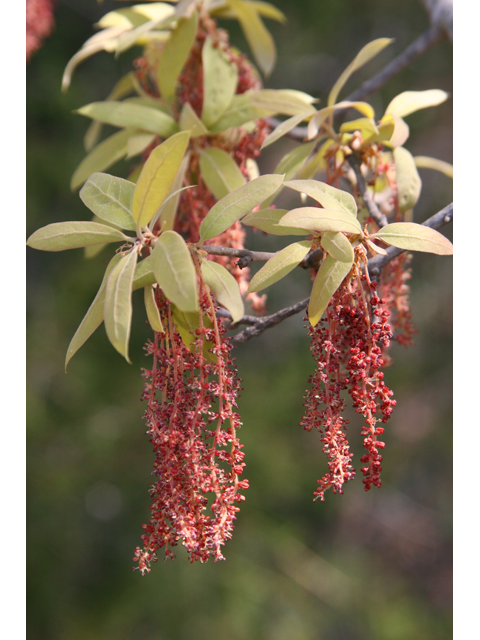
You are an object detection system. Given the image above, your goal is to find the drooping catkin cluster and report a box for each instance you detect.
[301,254,396,500]
[134,290,247,573]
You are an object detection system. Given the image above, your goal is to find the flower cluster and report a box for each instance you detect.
[134,288,247,573]
[26,0,56,62]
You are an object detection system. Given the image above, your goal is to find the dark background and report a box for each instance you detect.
[26,1,453,638]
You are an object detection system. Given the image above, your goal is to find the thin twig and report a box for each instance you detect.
[202,245,276,268]
[232,298,310,343]
[347,154,389,228]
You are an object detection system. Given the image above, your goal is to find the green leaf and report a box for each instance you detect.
[284,179,357,217]
[384,89,448,119]
[249,89,316,116]
[65,253,122,370]
[339,117,379,136]
[71,128,131,190]
[201,260,244,323]
[126,132,157,159]
[114,11,177,55]
[144,284,165,333]
[328,38,393,106]
[132,256,156,290]
[76,101,179,138]
[157,11,198,102]
[132,130,191,228]
[278,207,362,235]
[320,231,354,263]
[211,0,286,23]
[152,230,199,312]
[297,139,334,179]
[261,112,313,149]
[308,255,353,326]
[248,240,311,292]
[379,113,409,148]
[156,153,191,231]
[201,36,239,128]
[179,102,209,136]
[372,223,453,255]
[80,173,136,230]
[414,156,453,178]
[227,0,276,75]
[307,101,375,138]
[27,221,128,251]
[208,93,270,133]
[242,208,309,235]
[393,147,422,213]
[199,173,284,242]
[170,304,217,363]
[199,147,246,200]
[273,142,316,181]
[104,249,138,362]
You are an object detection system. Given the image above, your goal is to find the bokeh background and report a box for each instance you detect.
[26,1,453,638]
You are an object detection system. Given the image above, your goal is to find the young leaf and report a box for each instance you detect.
[393,147,422,213]
[170,304,217,364]
[152,230,199,312]
[199,147,246,200]
[65,253,122,370]
[27,221,128,252]
[242,208,309,235]
[339,117,379,136]
[132,130,190,228]
[80,173,136,230]
[320,231,354,263]
[227,0,276,76]
[208,94,270,133]
[328,38,393,106]
[248,240,312,292]
[307,101,374,139]
[71,128,131,190]
[308,255,353,326]
[379,113,409,148]
[201,36,239,128]
[278,207,362,235]
[414,156,453,178]
[249,89,317,117]
[373,223,453,255]
[284,180,357,217]
[201,260,244,323]
[179,102,209,136]
[144,284,165,333]
[104,249,139,362]
[199,173,284,242]
[76,101,179,138]
[157,11,198,103]
[384,89,448,119]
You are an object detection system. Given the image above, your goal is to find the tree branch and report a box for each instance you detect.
[347,154,389,227]
[202,245,276,268]
[231,298,310,343]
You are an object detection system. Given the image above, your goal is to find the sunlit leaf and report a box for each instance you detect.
[248,240,311,292]
[339,117,379,135]
[307,101,375,138]
[27,221,129,251]
[328,38,393,106]
[65,253,122,370]
[115,11,176,54]
[384,89,448,119]
[211,0,286,23]
[414,156,453,178]
[144,284,165,333]
[278,207,362,235]
[104,249,138,362]
[379,113,409,148]
[201,36,239,128]
[152,230,199,312]
[71,128,131,190]
[179,102,209,136]
[373,223,453,255]
[199,173,284,242]
[362,119,395,145]
[250,89,317,116]
[297,139,334,179]
[284,179,357,217]
[208,93,270,133]
[308,255,353,326]
[126,132,157,158]
[132,130,190,228]
[227,0,276,75]
[261,112,313,149]
[80,173,137,230]
[320,231,354,263]
[201,259,244,322]
[157,10,198,102]
[242,208,309,235]
[157,153,191,231]
[393,147,422,213]
[199,147,246,200]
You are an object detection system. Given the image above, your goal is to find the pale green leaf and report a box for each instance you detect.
[250,89,317,117]
[157,11,198,102]
[179,102,209,136]
[199,173,284,242]
[261,112,313,149]
[384,89,448,119]
[362,119,395,145]
[132,130,190,228]
[379,113,409,148]
[394,147,422,213]
[157,152,191,230]
[242,208,309,235]
[199,147,246,200]
[297,139,334,179]
[76,101,179,138]
[227,0,276,75]
[115,11,177,55]
[201,36,239,128]
[132,256,156,290]
[80,173,136,230]
[71,128,131,190]
[373,223,453,255]
[27,221,128,252]
[65,253,122,370]
[307,101,375,138]
[414,156,453,178]
[208,93,270,133]
[210,0,286,23]
[152,230,199,312]
[201,260,244,323]
[170,304,217,363]
[104,249,138,362]
[151,185,194,230]
[273,142,316,180]
[308,255,353,326]
[126,132,157,159]
[284,179,357,217]
[339,117,379,135]
[144,284,165,333]
[278,207,362,235]
[248,240,311,292]
[328,38,393,106]
[320,231,354,262]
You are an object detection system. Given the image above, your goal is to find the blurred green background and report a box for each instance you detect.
[26,1,452,638]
